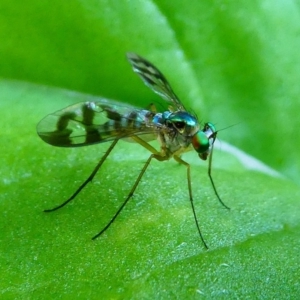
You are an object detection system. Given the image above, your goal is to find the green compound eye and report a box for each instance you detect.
[191,131,209,154]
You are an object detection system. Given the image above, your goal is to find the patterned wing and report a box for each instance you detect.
[127,53,186,112]
[37,99,157,147]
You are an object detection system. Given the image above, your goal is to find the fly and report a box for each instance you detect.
[37,53,230,249]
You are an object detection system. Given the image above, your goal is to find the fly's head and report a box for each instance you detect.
[191,122,217,161]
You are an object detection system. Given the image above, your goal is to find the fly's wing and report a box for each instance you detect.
[37,99,157,147]
[127,53,186,112]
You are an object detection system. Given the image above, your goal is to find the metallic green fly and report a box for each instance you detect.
[37,53,229,249]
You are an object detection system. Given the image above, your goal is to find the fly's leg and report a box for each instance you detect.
[44,139,119,212]
[208,144,230,210]
[92,153,166,240]
[174,155,208,249]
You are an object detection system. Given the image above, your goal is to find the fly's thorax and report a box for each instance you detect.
[155,111,200,154]
[192,122,217,160]
[165,111,200,137]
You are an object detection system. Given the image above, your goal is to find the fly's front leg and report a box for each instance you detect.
[208,143,230,210]
[92,152,167,240]
[44,139,119,212]
[174,155,208,249]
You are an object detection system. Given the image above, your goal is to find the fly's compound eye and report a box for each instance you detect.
[193,123,217,160]
[192,131,209,154]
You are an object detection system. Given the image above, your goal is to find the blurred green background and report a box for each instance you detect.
[1,0,300,298]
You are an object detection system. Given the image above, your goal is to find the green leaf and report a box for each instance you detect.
[1,1,300,298]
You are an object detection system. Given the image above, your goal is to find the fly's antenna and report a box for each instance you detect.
[215,122,241,134]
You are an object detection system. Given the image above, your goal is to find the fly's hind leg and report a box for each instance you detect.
[44,139,119,212]
[92,152,167,240]
[92,135,166,239]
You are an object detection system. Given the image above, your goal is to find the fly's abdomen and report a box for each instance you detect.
[37,101,157,147]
